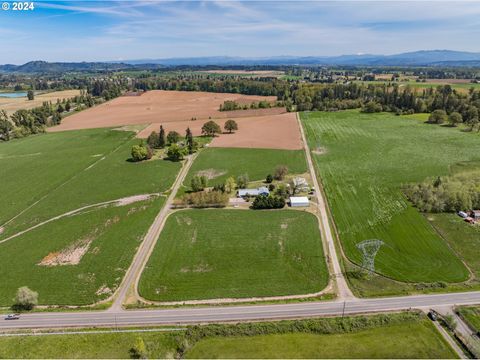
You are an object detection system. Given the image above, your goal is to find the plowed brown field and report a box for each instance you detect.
[139,112,302,150]
[49,90,302,150]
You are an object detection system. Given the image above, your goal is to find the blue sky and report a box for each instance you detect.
[1,0,480,64]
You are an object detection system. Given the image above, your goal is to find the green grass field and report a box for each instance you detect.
[186,320,456,359]
[301,110,480,288]
[185,147,307,187]
[0,330,179,359]
[354,80,480,93]
[457,306,480,333]
[427,213,480,285]
[139,209,327,301]
[0,128,181,239]
[0,313,456,359]
[0,128,183,306]
[0,197,165,306]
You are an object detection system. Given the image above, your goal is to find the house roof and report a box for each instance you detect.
[238,187,270,196]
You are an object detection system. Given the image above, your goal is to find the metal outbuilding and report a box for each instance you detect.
[290,196,309,207]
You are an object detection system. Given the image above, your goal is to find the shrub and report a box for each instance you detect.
[147,131,159,148]
[129,337,147,359]
[274,165,289,180]
[361,101,382,113]
[428,109,447,124]
[265,174,273,183]
[213,183,225,193]
[275,183,290,199]
[224,177,237,194]
[166,143,186,161]
[12,286,38,311]
[131,142,152,162]
[448,112,463,127]
[167,131,180,144]
[191,175,208,192]
[181,190,229,208]
[251,195,285,210]
[236,174,249,189]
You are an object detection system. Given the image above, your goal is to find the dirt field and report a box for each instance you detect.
[0,90,80,115]
[49,90,301,150]
[139,112,302,150]
[50,90,279,132]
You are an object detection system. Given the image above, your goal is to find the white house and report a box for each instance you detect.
[290,196,309,207]
[237,186,270,198]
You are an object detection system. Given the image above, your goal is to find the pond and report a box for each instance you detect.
[0,92,27,98]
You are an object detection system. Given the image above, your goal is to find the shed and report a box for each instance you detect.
[290,196,309,207]
[472,210,480,219]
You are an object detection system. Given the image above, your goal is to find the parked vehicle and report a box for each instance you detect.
[428,309,439,321]
[4,314,20,320]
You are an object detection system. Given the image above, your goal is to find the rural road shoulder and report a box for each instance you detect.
[3,291,480,330]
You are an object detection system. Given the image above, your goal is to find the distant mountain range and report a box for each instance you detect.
[117,50,480,67]
[2,50,480,73]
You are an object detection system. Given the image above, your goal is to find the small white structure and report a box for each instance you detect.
[290,196,309,207]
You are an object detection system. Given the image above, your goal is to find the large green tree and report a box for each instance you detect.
[224,119,238,134]
[201,120,222,137]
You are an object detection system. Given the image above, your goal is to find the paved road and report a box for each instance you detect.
[3,291,480,330]
[110,153,197,311]
[296,113,353,299]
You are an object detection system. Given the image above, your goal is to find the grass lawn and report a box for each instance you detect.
[139,209,327,301]
[0,197,164,306]
[186,321,455,359]
[457,306,480,333]
[0,330,179,359]
[185,147,307,187]
[355,80,480,94]
[427,213,480,286]
[301,110,480,291]
[0,128,181,239]
[0,313,456,359]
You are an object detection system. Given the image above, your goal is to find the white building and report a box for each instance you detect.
[290,196,309,207]
[237,186,270,198]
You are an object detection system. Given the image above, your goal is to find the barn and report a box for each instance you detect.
[290,196,309,207]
